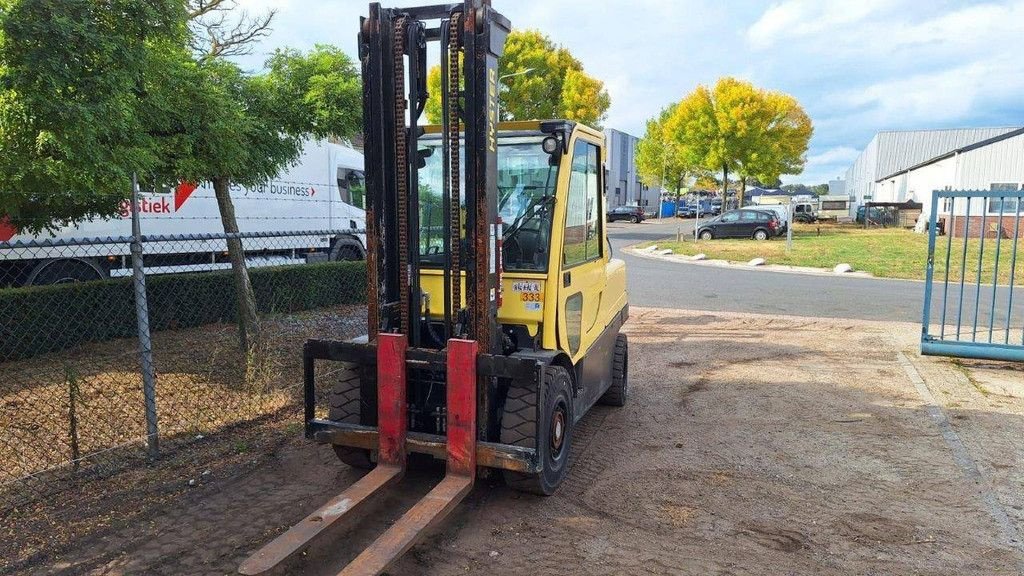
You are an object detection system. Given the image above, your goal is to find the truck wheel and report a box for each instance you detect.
[328,363,375,470]
[599,333,628,407]
[27,258,104,286]
[501,366,573,496]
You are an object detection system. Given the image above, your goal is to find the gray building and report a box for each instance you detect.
[604,128,656,211]
[827,178,846,197]
[844,127,1019,211]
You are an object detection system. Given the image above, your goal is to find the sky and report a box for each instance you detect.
[235,0,1024,185]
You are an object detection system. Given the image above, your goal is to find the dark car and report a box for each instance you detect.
[607,205,645,223]
[855,205,895,226]
[697,209,779,241]
[676,203,697,218]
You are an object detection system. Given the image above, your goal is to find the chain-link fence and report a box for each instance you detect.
[0,229,368,512]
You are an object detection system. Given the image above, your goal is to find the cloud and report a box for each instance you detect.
[806,147,860,168]
[226,1,1024,185]
[747,0,893,50]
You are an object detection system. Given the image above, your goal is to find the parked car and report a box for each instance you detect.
[739,205,788,236]
[794,203,817,223]
[675,199,714,218]
[676,203,697,218]
[709,199,723,215]
[697,209,779,241]
[607,204,645,223]
[855,205,895,226]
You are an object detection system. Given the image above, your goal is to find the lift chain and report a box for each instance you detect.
[393,16,410,336]
[448,13,463,336]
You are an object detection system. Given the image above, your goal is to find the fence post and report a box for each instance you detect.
[130,173,160,459]
[786,197,794,252]
[66,363,81,471]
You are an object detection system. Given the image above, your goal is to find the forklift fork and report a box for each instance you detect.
[238,334,478,576]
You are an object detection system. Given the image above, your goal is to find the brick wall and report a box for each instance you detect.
[941,215,1024,238]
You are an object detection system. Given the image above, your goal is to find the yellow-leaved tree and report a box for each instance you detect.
[425,30,610,127]
[666,77,812,207]
[636,103,702,212]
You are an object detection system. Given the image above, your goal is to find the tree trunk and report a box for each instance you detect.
[739,176,747,208]
[722,164,729,209]
[675,174,685,217]
[213,176,261,353]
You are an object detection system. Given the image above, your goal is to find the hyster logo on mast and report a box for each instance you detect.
[119,183,199,217]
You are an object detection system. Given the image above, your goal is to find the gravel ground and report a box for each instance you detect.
[5,307,1022,575]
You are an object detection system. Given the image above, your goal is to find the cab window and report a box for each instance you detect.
[337,168,366,209]
[562,140,602,267]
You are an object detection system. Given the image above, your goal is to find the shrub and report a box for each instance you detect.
[0,262,367,361]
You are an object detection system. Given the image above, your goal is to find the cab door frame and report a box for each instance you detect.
[551,131,609,411]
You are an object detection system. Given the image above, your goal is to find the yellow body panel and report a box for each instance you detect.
[418,120,628,363]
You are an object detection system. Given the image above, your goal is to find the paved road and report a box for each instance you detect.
[608,218,926,322]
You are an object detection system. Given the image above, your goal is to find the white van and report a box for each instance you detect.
[0,139,367,286]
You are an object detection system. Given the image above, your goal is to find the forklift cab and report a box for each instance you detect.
[417,120,625,369]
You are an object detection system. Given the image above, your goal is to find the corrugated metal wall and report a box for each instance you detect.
[875,127,1017,179]
[955,132,1024,188]
[845,127,1020,213]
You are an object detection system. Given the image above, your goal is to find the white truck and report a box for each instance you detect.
[0,139,367,286]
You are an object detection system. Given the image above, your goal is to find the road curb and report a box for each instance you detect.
[624,246,885,281]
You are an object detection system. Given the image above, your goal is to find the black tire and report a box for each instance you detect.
[753,229,769,241]
[599,333,628,407]
[332,241,364,261]
[328,363,375,469]
[699,230,713,241]
[630,215,640,224]
[501,366,573,496]
[28,259,103,286]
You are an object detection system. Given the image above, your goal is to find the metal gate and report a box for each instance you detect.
[922,189,1024,362]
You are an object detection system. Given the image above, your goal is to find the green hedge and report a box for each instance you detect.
[0,261,367,362]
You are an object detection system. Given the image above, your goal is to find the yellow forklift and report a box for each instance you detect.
[241,2,628,574]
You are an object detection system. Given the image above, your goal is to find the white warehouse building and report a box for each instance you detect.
[844,127,1021,214]
[872,125,1024,233]
[875,127,1024,233]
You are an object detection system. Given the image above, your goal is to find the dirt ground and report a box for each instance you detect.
[6,307,1024,575]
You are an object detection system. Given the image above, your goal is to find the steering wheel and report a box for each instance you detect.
[504,235,523,267]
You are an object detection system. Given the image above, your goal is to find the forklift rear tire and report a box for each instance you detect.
[599,333,628,407]
[501,366,573,496]
[328,364,375,470]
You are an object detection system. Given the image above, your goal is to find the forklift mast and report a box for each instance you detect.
[361,1,510,355]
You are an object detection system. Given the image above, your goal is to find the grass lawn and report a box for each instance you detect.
[641,222,1024,283]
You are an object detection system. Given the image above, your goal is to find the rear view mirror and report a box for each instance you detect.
[542,135,563,166]
[541,136,559,154]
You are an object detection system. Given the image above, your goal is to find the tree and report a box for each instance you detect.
[187,0,275,61]
[636,103,700,212]
[1,1,362,359]
[183,0,359,358]
[0,0,187,233]
[425,29,610,127]
[741,91,813,203]
[666,77,812,208]
[158,46,361,355]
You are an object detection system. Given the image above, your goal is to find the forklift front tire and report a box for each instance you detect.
[502,366,574,496]
[328,364,376,470]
